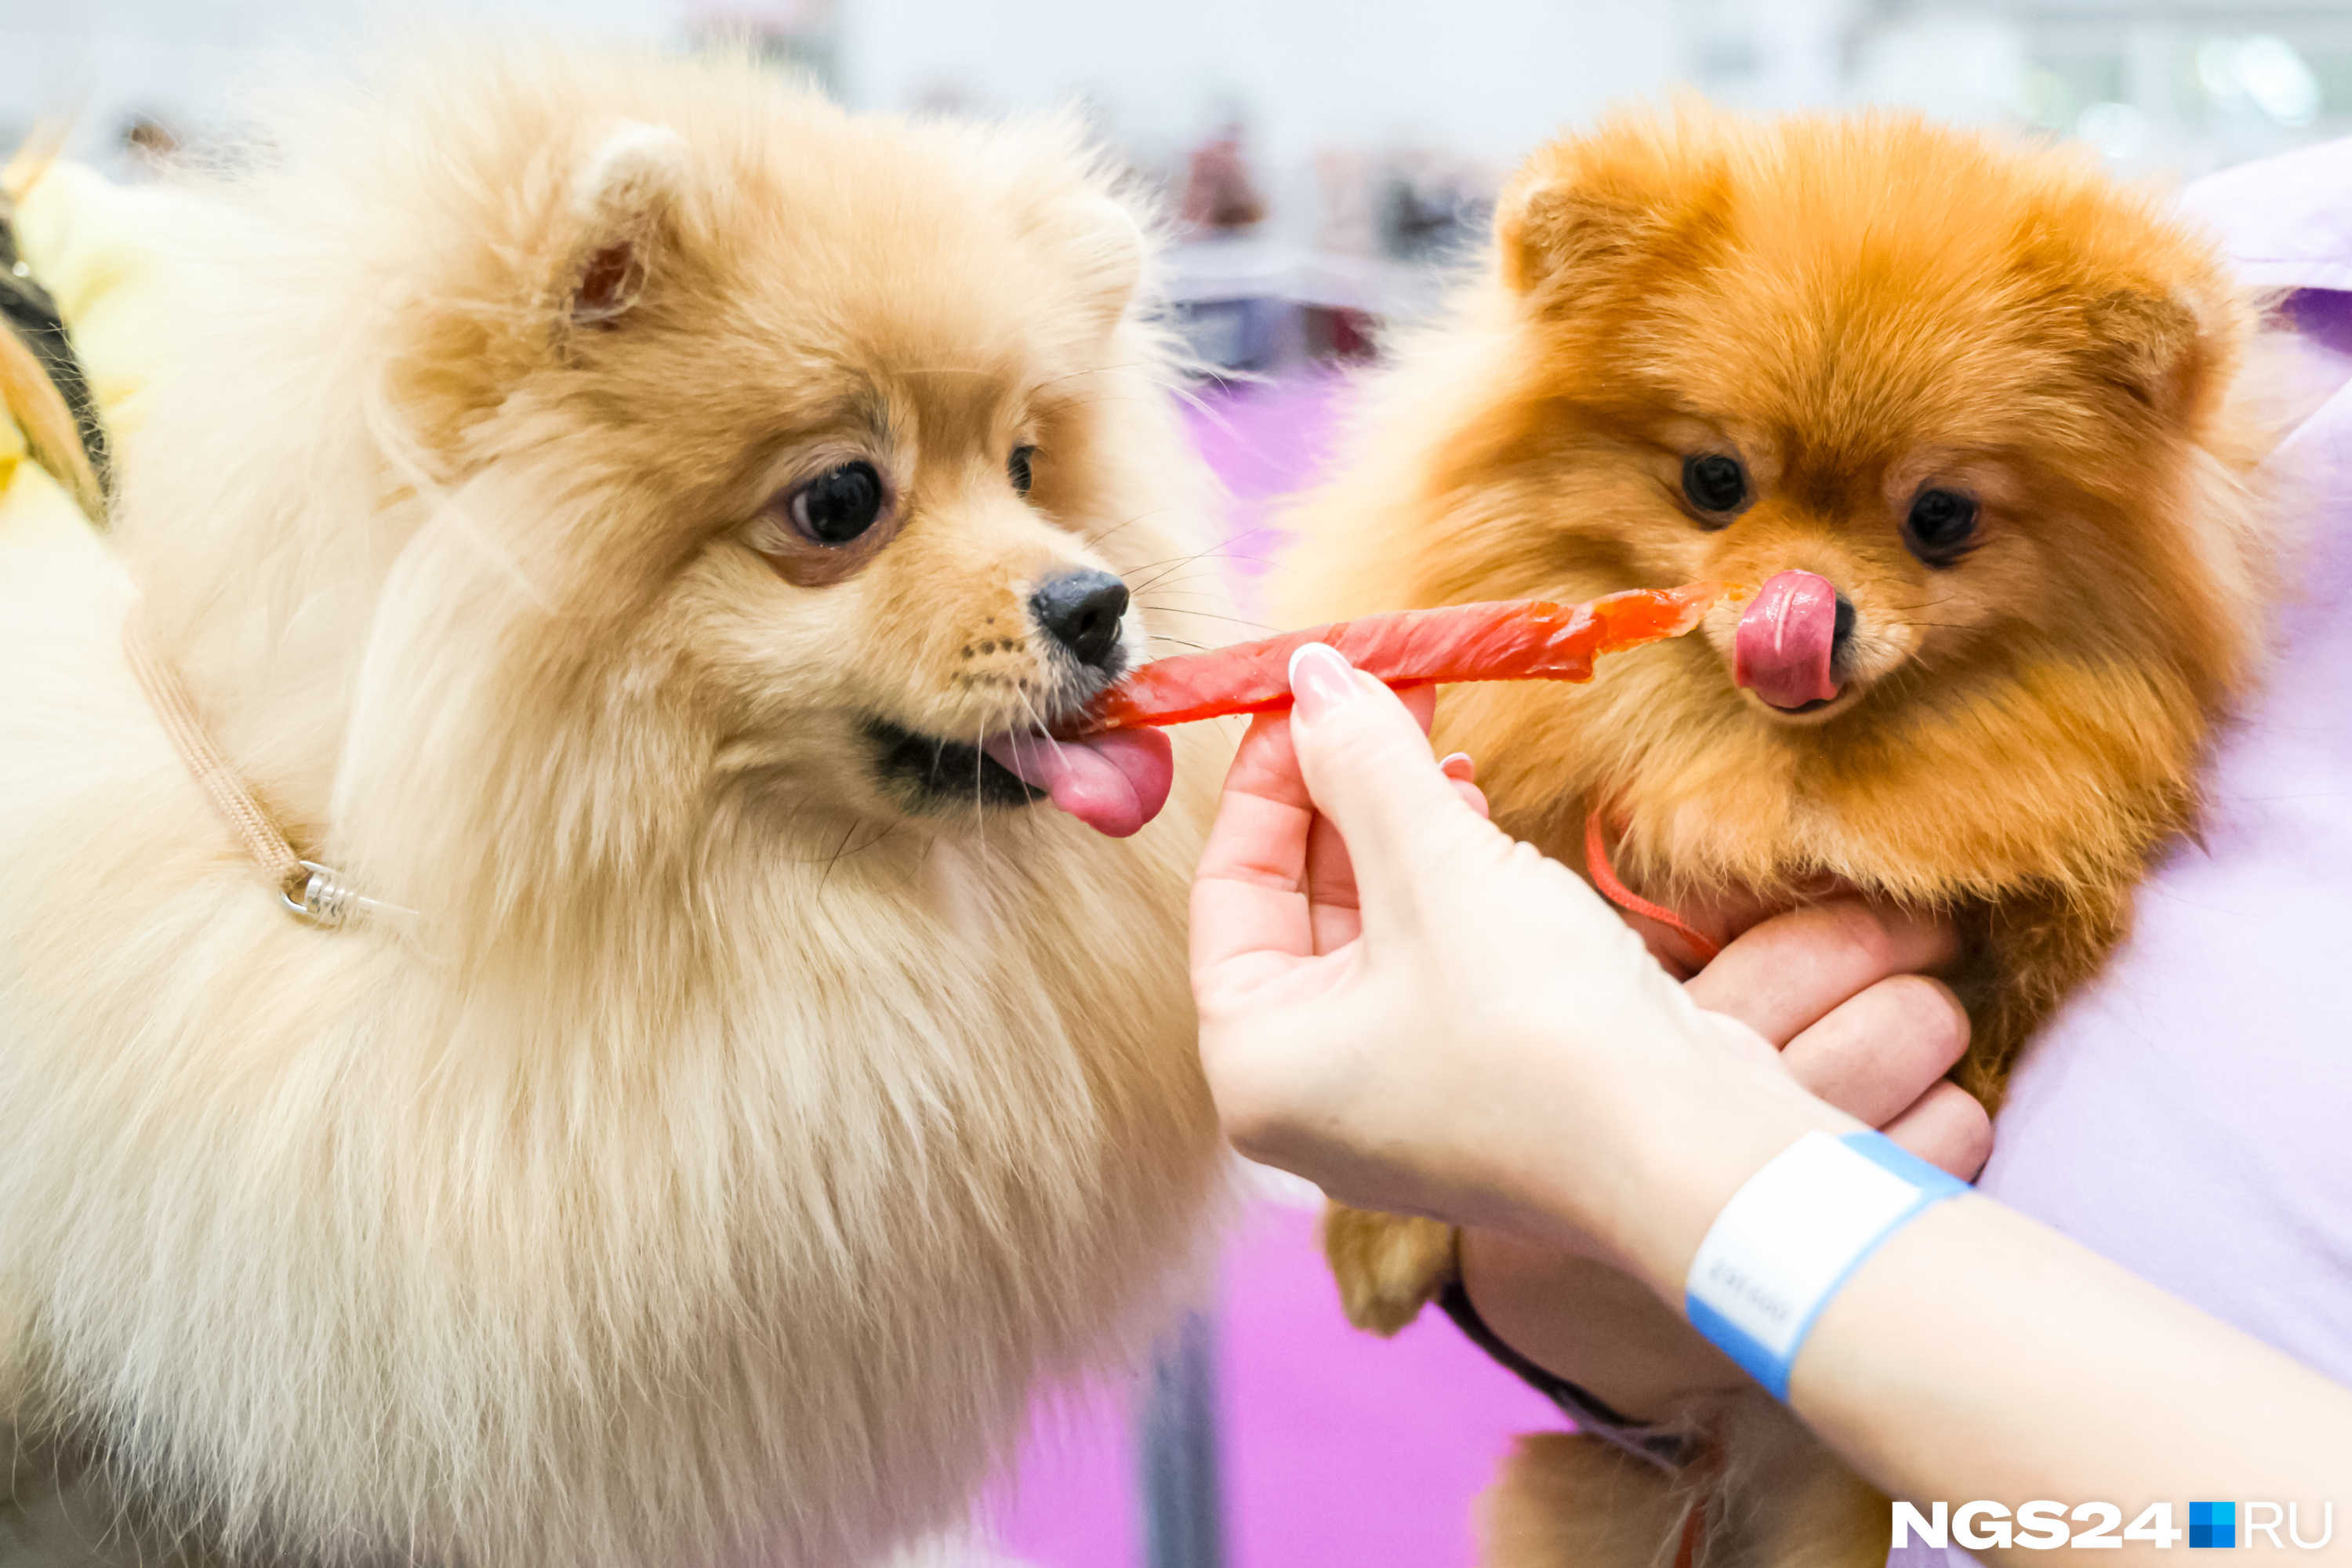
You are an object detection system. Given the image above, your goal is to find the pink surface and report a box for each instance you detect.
[983,1384,1138,1567]
[1218,1203,1565,1568]
[990,1201,1565,1568]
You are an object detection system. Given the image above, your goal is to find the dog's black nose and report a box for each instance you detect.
[1831,593,1857,666]
[1030,568,1130,670]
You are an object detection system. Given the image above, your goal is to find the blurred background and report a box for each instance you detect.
[10,0,2350,371]
[9,3,2344,1566]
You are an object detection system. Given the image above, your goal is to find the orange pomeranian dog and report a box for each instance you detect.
[0,42,1233,1568]
[1276,106,2274,1568]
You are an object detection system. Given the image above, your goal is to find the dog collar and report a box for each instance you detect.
[122,606,408,930]
[1583,806,1723,967]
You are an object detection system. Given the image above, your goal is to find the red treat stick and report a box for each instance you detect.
[1059,582,1744,738]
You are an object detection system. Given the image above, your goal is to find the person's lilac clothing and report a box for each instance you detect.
[1892,137,2352,1566]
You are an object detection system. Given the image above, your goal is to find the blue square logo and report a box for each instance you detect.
[2191,1501,2237,1549]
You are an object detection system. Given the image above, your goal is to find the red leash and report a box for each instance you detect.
[1583,807,1722,967]
[1669,1437,1727,1568]
[1674,1501,1708,1568]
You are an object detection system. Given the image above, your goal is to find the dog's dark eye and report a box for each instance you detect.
[1682,453,1747,522]
[1008,445,1036,497]
[789,462,886,546]
[1904,488,1980,563]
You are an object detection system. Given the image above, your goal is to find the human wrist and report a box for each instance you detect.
[1519,1011,1856,1305]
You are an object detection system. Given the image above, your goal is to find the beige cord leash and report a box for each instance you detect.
[122,606,404,930]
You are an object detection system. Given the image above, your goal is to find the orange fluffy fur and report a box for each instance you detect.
[1279,105,2274,1568]
[0,43,1235,1568]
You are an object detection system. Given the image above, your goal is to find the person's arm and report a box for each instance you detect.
[1191,644,2352,1562]
[1459,896,1992,1422]
[1579,1032,2352,1547]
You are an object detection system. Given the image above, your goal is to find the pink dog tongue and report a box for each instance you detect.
[982,728,1174,838]
[1735,570,1842,709]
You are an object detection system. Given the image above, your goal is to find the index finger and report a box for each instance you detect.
[1190,710,1319,986]
[1299,681,1444,942]
[1686,898,1960,1047]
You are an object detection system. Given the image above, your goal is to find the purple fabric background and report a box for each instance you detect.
[1890,142,2352,1567]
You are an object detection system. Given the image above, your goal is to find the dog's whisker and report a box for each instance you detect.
[1129,571,1240,597]
[1132,602,1280,634]
[1080,507,1171,551]
[1012,688,1061,762]
[1028,393,1163,421]
[1022,361,1165,400]
[1138,537,1277,567]
[972,724,992,869]
[1120,527,1278,570]
[1131,582,1231,606]
[1131,592,1255,609]
[816,818,862,892]
[793,815,899,872]
[1125,550,1271,597]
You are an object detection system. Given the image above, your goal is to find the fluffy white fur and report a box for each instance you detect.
[0,43,1232,1567]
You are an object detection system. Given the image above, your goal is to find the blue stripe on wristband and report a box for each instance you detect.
[1683,1130,1969,1400]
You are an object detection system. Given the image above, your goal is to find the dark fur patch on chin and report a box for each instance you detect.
[862,717,1044,815]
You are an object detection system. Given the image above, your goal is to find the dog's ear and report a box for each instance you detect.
[2079,286,2221,421]
[1497,172,1633,297]
[1494,125,1731,303]
[1076,195,1148,328]
[2013,201,2236,426]
[562,121,688,329]
[1031,191,1148,332]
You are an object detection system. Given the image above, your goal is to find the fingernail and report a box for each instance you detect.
[1287,642,1360,719]
[1439,751,1475,781]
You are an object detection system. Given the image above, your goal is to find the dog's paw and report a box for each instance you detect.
[1321,1204,1459,1336]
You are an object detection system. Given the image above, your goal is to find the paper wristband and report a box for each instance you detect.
[1683,1129,1969,1400]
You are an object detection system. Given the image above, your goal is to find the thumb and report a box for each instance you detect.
[1286,642,1497,913]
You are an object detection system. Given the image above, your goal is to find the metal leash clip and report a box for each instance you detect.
[281,861,414,931]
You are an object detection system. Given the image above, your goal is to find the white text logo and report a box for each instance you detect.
[1892,1500,2335,1550]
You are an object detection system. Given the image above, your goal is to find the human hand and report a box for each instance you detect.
[1684,901,1991,1176]
[1599,848,1985,1181]
[1190,643,1788,1258]
[1456,898,1992,1416]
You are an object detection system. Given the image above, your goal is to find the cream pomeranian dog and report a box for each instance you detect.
[0,43,1234,1568]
